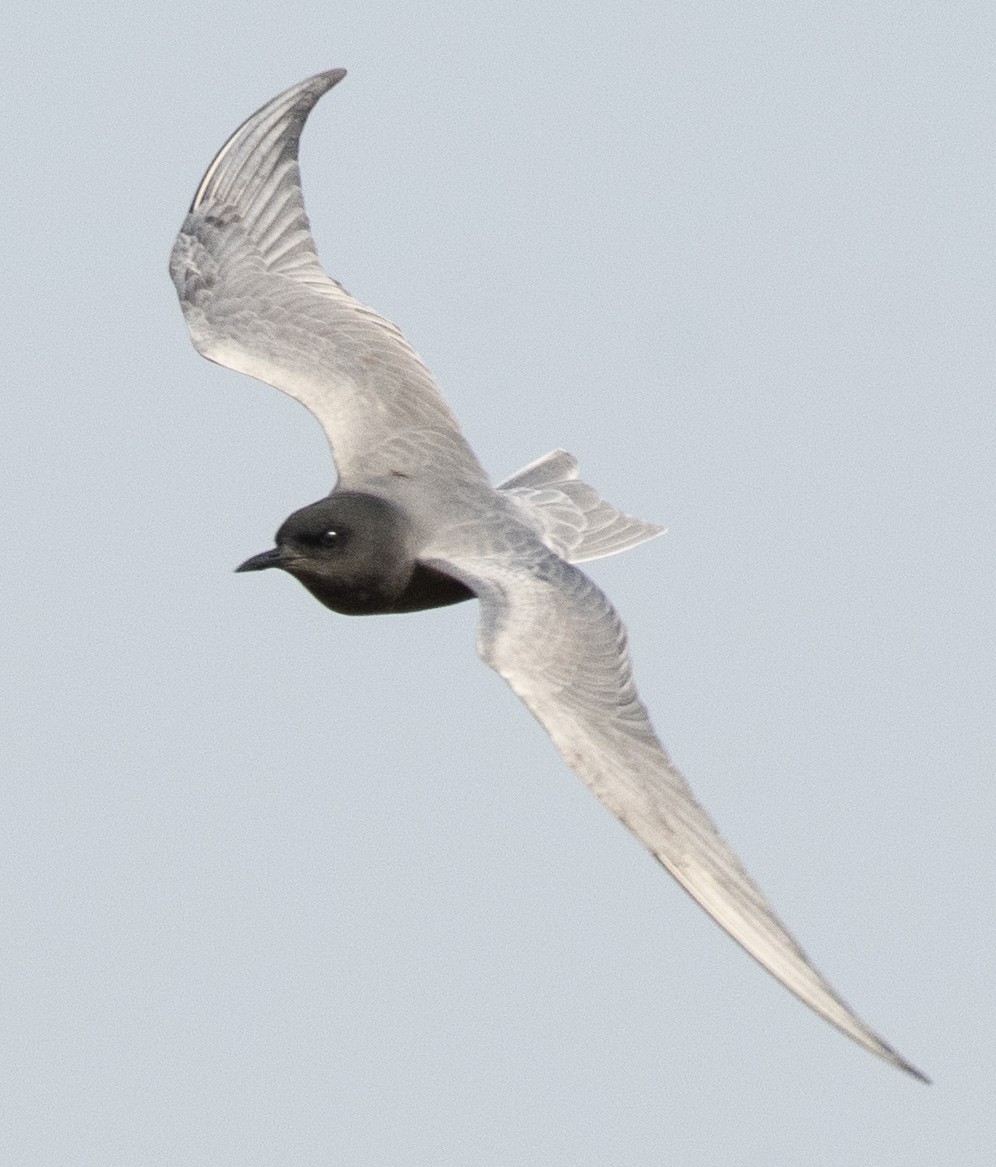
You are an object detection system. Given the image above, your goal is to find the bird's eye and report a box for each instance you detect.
[319,529,340,547]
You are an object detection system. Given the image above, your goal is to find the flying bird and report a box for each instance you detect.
[170,69,926,1081]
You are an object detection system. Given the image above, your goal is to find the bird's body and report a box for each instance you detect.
[170,69,926,1081]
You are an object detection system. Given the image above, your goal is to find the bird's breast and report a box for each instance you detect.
[290,562,473,616]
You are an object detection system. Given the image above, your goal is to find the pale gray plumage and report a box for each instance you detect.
[497,450,666,564]
[170,69,926,1081]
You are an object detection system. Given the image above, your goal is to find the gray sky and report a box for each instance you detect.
[3,3,993,1163]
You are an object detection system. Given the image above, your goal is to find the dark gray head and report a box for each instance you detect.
[236,492,417,615]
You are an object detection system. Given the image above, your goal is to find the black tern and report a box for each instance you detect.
[170,69,926,1081]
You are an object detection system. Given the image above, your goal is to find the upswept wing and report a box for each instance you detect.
[169,70,485,486]
[431,548,927,1081]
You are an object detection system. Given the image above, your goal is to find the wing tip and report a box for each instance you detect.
[188,67,349,213]
[307,66,348,95]
[891,1051,932,1085]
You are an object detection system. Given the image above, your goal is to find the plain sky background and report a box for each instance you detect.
[3,3,993,1164]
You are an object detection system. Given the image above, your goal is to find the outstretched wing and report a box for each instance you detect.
[430,548,927,1081]
[169,70,486,487]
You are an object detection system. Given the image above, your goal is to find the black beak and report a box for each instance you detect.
[235,547,284,573]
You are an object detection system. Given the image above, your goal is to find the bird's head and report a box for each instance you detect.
[236,491,416,615]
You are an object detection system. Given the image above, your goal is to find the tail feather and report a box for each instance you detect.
[497,449,665,564]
